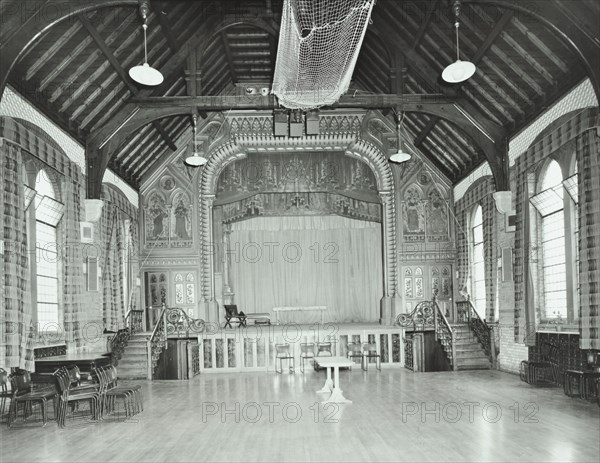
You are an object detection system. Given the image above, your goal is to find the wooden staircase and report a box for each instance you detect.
[115,332,151,379]
[452,324,492,370]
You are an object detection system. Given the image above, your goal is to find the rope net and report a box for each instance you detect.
[272,0,375,110]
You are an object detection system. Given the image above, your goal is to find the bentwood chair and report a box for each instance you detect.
[275,344,295,374]
[299,343,315,373]
[8,370,57,428]
[362,343,381,371]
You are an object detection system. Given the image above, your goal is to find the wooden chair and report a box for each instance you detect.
[224,305,246,328]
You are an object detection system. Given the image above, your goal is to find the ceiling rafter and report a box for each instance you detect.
[78,13,177,151]
[221,31,238,84]
[150,1,179,53]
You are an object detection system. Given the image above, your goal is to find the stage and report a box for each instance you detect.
[197,322,405,373]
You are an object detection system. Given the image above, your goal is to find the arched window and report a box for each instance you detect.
[539,160,567,320]
[471,205,486,316]
[34,170,62,329]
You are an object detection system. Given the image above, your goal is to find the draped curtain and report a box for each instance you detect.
[101,185,139,330]
[61,177,85,347]
[455,177,498,321]
[578,127,600,349]
[128,219,140,312]
[1,139,34,370]
[229,215,383,323]
[101,199,125,331]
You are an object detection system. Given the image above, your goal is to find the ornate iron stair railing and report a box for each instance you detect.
[109,308,144,365]
[456,299,496,366]
[146,304,206,379]
[396,298,455,370]
[432,297,456,371]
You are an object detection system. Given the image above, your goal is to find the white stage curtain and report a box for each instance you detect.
[229,215,383,323]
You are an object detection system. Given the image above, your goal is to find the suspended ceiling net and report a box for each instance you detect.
[272,0,375,110]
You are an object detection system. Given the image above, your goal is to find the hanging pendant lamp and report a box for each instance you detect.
[129,2,164,86]
[389,112,411,164]
[185,114,208,167]
[442,0,476,84]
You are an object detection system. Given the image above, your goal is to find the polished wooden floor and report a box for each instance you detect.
[1,368,598,462]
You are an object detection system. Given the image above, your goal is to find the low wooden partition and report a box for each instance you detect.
[198,323,404,373]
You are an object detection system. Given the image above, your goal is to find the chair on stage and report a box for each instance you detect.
[275,343,295,374]
[299,343,315,373]
[224,305,246,328]
[362,343,381,371]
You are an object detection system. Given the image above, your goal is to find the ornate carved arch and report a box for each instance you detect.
[196,124,400,324]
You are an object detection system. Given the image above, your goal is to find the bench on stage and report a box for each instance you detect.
[273,306,327,325]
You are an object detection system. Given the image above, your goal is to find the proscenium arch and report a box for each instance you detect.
[196,132,399,323]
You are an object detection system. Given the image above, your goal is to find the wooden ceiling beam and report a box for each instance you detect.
[415,9,514,150]
[150,1,179,53]
[79,13,177,152]
[0,0,138,97]
[412,0,439,51]
[128,94,456,110]
[414,117,439,147]
[221,31,238,84]
[78,14,138,94]
[471,10,514,64]
[465,0,600,102]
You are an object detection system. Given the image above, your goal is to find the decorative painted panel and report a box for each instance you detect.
[170,191,193,247]
[426,189,449,241]
[402,186,426,241]
[145,193,169,245]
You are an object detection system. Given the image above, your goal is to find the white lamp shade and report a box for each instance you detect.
[129,63,164,86]
[442,60,476,83]
[185,154,208,167]
[389,150,412,163]
[493,191,512,214]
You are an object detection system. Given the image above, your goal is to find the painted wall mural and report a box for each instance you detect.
[402,183,450,242]
[143,187,194,249]
[145,193,169,243]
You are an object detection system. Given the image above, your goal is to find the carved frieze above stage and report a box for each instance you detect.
[219,192,382,224]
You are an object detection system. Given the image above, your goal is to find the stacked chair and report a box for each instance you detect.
[53,367,101,427]
[8,369,57,428]
[95,365,143,419]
